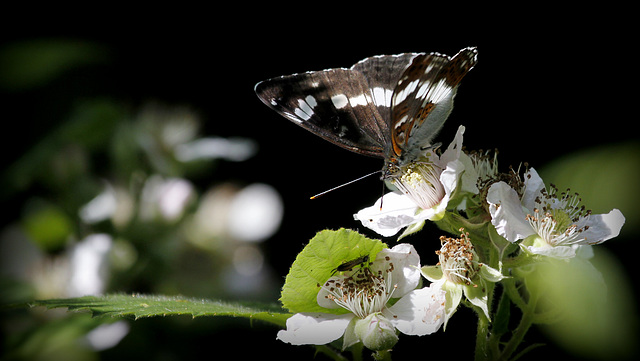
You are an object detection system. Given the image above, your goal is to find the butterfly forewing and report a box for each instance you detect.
[389,47,478,163]
[350,53,420,125]
[255,69,388,157]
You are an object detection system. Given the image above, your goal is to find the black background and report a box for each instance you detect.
[1,7,638,360]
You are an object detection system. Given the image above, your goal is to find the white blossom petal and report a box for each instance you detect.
[353,192,420,237]
[386,285,445,336]
[580,208,625,245]
[521,168,545,211]
[524,243,576,259]
[438,125,465,165]
[439,159,464,195]
[374,243,420,296]
[457,152,479,195]
[277,312,353,345]
[487,182,536,242]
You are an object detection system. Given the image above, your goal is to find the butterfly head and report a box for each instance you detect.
[381,158,401,181]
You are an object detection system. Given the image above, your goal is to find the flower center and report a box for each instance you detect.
[437,230,479,285]
[525,185,592,247]
[322,262,397,319]
[391,162,445,210]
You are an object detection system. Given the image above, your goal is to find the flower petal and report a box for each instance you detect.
[457,152,479,195]
[317,275,348,309]
[373,243,421,296]
[354,192,420,237]
[439,125,465,166]
[521,168,545,211]
[580,208,625,245]
[487,182,536,242]
[386,285,446,336]
[276,312,353,345]
[524,243,576,259]
[439,159,464,194]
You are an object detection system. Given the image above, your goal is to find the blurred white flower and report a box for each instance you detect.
[174,137,257,162]
[85,321,130,351]
[227,183,283,242]
[79,183,135,228]
[79,184,118,224]
[68,233,113,297]
[140,175,194,222]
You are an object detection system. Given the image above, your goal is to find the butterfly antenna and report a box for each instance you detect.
[310,170,381,200]
[380,180,386,210]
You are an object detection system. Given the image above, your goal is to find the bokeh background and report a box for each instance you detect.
[1,9,638,361]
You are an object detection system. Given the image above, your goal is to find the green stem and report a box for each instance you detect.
[474,312,491,361]
[315,345,349,361]
[373,349,392,361]
[499,310,534,361]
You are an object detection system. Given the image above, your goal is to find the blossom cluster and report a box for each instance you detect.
[277,125,625,355]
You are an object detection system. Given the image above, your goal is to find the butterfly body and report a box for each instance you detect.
[255,47,477,180]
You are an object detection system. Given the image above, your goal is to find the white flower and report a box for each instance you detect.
[354,125,477,237]
[421,231,504,328]
[486,168,625,259]
[277,244,445,350]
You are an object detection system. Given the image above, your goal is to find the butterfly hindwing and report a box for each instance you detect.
[255,68,388,157]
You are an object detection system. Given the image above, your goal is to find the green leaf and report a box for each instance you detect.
[31,294,291,328]
[280,228,386,314]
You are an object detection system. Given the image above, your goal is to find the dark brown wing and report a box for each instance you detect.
[390,47,478,161]
[255,68,388,158]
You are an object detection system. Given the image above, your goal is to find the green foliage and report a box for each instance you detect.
[21,200,73,252]
[541,141,640,234]
[0,39,109,90]
[31,294,291,327]
[279,228,386,314]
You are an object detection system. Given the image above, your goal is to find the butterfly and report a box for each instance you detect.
[255,47,477,180]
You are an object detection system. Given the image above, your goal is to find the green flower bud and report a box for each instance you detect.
[354,313,398,351]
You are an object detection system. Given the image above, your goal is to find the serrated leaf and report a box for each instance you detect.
[280,228,386,314]
[31,294,291,327]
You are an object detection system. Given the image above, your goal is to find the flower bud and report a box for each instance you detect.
[354,313,398,351]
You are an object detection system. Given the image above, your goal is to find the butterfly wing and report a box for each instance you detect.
[255,68,389,158]
[390,47,478,161]
[350,53,420,126]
